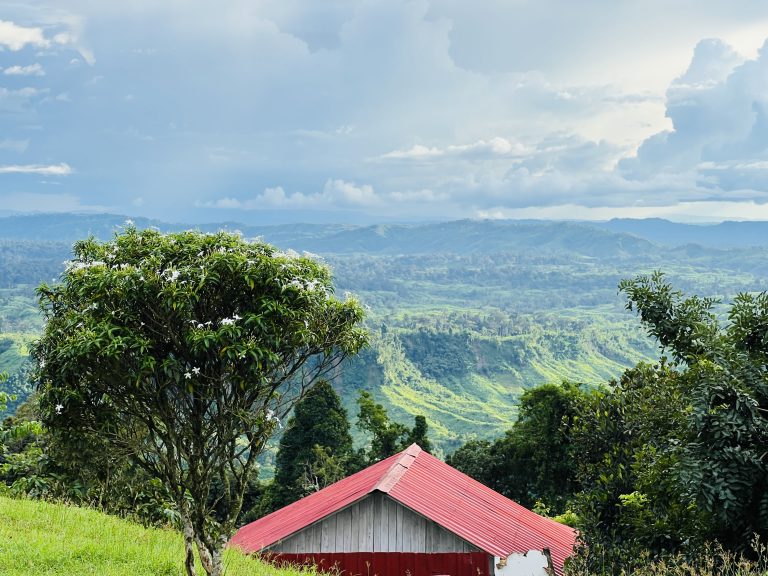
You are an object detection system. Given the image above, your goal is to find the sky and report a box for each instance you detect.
[1,1,768,224]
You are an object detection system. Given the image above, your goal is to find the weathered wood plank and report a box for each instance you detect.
[312,522,322,553]
[341,502,354,553]
[263,494,481,555]
[402,507,415,552]
[374,492,386,551]
[384,496,392,552]
[361,495,374,551]
[320,513,336,552]
[425,519,434,552]
[395,502,404,551]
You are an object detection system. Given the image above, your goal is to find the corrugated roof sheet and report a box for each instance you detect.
[230,444,576,575]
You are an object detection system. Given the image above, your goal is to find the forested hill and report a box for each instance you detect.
[2,213,768,453]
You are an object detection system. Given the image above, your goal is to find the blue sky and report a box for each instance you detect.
[1,1,768,224]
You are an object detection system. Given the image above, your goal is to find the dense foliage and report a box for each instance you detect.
[355,389,433,464]
[569,362,707,572]
[619,273,768,548]
[447,382,584,515]
[33,227,366,576]
[566,273,768,573]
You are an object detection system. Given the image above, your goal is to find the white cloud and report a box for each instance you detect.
[322,179,378,205]
[199,180,381,211]
[0,163,72,176]
[0,86,48,112]
[1,192,104,212]
[0,139,29,152]
[2,2,768,221]
[620,38,768,196]
[3,63,45,76]
[0,87,45,98]
[381,137,529,161]
[0,20,50,51]
[202,196,243,209]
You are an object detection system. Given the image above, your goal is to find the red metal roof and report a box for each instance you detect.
[230,444,576,574]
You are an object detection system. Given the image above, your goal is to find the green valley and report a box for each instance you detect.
[2,215,767,452]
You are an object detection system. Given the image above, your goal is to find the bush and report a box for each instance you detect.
[565,537,768,576]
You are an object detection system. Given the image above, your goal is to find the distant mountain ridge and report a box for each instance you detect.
[4,212,765,254]
[594,218,768,248]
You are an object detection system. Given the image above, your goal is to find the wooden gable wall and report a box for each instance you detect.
[267,491,480,554]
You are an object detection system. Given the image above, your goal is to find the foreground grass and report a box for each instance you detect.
[0,496,309,576]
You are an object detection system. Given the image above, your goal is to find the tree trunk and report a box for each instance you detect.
[180,509,198,576]
[195,535,224,576]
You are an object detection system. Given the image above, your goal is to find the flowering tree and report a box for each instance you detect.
[34,226,367,576]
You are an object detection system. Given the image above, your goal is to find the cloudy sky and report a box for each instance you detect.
[1,1,768,223]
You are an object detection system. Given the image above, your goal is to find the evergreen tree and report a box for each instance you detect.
[270,380,353,510]
[406,415,432,453]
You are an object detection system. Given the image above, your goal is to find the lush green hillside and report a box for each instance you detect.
[335,318,656,451]
[0,496,307,576]
[2,214,768,451]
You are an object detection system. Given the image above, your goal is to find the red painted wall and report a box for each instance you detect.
[265,552,490,576]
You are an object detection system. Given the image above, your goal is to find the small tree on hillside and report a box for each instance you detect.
[355,390,432,466]
[33,227,367,576]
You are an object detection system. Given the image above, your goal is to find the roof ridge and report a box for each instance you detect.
[372,443,422,494]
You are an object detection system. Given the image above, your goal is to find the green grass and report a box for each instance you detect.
[0,496,310,576]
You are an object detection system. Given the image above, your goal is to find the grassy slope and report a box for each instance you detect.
[335,319,656,452]
[0,496,306,576]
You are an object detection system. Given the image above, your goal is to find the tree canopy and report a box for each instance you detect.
[355,390,432,466]
[567,272,768,572]
[33,227,367,576]
[447,381,583,514]
[619,272,768,549]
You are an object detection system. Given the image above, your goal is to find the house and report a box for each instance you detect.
[230,444,577,576]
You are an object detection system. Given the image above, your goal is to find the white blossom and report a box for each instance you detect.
[266,409,282,428]
[55,404,63,414]
[221,317,235,326]
[166,269,181,282]
[191,367,200,375]
[184,371,192,379]
[274,249,299,260]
